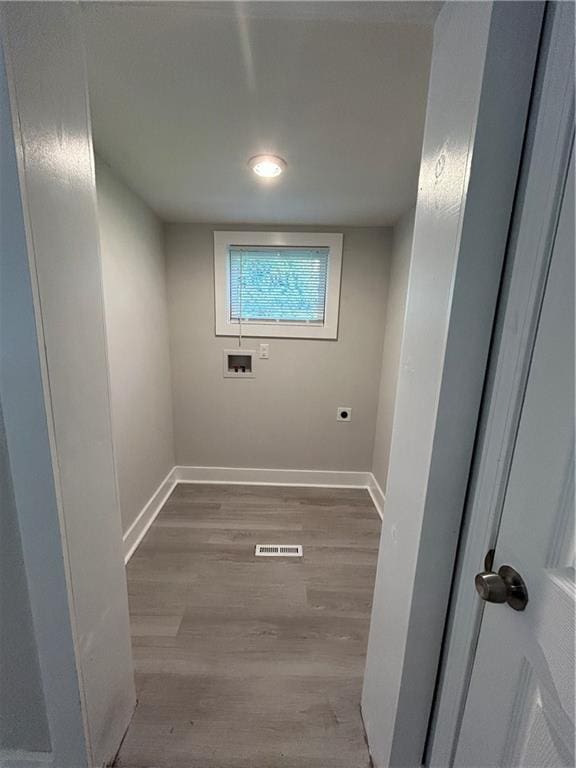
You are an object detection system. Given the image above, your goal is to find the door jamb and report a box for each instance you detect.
[427,4,575,764]
[0,4,136,764]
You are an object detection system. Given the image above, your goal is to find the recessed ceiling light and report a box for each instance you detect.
[248,154,287,178]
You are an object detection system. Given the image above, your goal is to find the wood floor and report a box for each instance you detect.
[116,484,381,768]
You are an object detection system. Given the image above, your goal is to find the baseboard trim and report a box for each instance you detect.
[367,475,386,521]
[123,467,177,563]
[123,466,384,563]
[173,465,373,488]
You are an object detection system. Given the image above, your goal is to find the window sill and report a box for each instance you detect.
[215,321,338,340]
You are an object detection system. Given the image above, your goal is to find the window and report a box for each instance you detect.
[229,247,329,324]
[214,231,343,339]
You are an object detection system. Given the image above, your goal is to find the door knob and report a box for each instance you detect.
[475,558,528,611]
[475,571,508,603]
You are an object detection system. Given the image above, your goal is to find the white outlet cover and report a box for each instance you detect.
[259,343,270,359]
[337,407,352,422]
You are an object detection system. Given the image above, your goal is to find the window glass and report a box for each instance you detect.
[229,247,329,324]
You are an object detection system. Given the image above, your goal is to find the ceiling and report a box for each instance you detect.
[82,2,438,226]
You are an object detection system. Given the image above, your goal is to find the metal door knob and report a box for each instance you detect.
[475,563,528,611]
[475,571,508,603]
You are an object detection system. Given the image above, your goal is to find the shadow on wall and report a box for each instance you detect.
[0,399,50,752]
[371,207,416,496]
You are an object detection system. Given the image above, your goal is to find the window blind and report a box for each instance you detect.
[229,246,329,323]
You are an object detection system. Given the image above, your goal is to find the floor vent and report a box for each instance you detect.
[255,544,303,558]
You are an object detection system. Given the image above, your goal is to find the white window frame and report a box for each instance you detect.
[213,231,343,339]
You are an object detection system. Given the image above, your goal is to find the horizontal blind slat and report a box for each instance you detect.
[229,247,329,322]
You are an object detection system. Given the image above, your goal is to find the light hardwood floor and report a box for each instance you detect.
[116,484,381,768]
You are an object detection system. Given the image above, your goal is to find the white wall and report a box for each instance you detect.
[96,157,175,534]
[165,224,391,471]
[2,5,136,765]
[0,41,50,756]
[371,207,414,494]
[0,27,88,766]
[361,2,543,766]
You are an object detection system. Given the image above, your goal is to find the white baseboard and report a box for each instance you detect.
[367,474,386,520]
[173,465,373,488]
[123,467,177,563]
[123,465,384,563]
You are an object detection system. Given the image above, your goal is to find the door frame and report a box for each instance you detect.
[1,4,136,765]
[0,32,89,768]
[362,3,545,765]
[427,4,575,765]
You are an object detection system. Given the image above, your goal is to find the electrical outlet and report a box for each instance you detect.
[259,343,270,359]
[337,407,352,422]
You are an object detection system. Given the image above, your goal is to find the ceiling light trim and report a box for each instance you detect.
[248,154,287,178]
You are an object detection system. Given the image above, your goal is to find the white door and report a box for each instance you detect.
[454,143,575,767]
